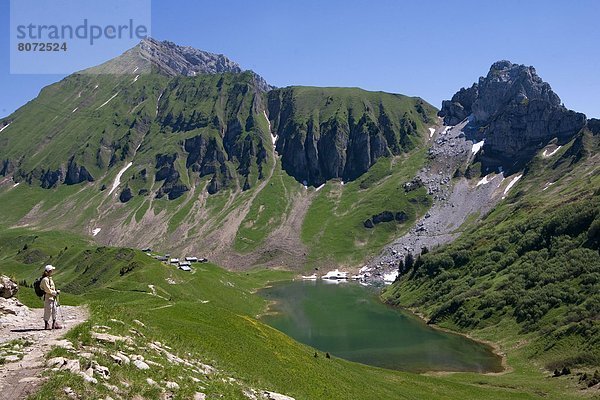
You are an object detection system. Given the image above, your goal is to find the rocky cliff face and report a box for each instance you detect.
[267,87,436,186]
[439,61,587,172]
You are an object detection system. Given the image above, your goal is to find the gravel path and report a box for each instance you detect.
[0,302,88,399]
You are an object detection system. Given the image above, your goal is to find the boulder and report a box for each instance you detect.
[91,332,134,345]
[0,297,29,321]
[92,362,110,379]
[146,378,158,386]
[0,275,18,298]
[133,359,150,370]
[47,357,67,368]
[263,392,296,400]
[64,359,81,374]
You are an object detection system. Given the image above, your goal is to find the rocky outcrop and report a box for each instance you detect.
[140,37,242,77]
[439,61,587,173]
[0,159,15,176]
[65,157,94,185]
[119,187,133,203]
[184,135,231,195]
[155,154,189,200]
[6,156,93,188]
[439,85,478,126]
[364,211,409,229]
[587,118,600,135]
[0,275,18,298]
[40,168,63,189]
[268,87,434,186]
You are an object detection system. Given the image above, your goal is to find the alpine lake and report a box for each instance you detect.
[259,279,503,373]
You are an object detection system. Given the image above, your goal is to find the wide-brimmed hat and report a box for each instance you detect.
[44,264,55,272]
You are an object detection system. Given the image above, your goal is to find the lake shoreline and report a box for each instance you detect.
[401,305,511,375]
[254,280,510,375]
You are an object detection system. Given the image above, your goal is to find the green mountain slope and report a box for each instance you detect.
[0,41,438,269]
[0,228,586,399]
[384,128,600,377]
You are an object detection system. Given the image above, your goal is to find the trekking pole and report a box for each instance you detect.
[56,294,66,327]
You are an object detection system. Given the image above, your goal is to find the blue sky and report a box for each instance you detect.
[1,0,599,118]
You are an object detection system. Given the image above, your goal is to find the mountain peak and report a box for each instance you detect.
[138,37,242,76]
[82,37,272,91]
[439,60,586,173]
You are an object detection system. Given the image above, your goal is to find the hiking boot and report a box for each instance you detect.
[44,321,50,330]
[52,320,62,329]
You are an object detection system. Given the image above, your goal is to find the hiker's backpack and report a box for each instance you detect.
[33,277,45,298]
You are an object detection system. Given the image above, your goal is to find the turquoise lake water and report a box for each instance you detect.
[259,280,503,373]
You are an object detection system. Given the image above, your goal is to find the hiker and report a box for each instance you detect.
[40,264,61,330]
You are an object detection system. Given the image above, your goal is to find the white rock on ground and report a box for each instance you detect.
[78,371,98,384]
[63,387,78,400]
[263,391,296,400]
[91,332,133,345]
[146,378,158,386]
[165,381,179,390]
[64,359,81,374]
[47,357,67,368]
[194,392,207,400]
[133,360,150,370]
[92,363,110,379]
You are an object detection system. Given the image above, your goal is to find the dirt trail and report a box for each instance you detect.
[0,304,89,399]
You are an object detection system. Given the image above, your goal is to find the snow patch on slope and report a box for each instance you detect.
[502,174,523,199]
[97,92,119,110]
[428,128,435,138]
[471,140,485,154]
[109,162,133,195]
[543,146,562,158]
[92,228,101,236]
[263,110,277,147]
[0,123,11,133]
[476,174,495,187]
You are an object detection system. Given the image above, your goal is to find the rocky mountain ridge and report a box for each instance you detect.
[439,60,587,173]
[84,37,272,92]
